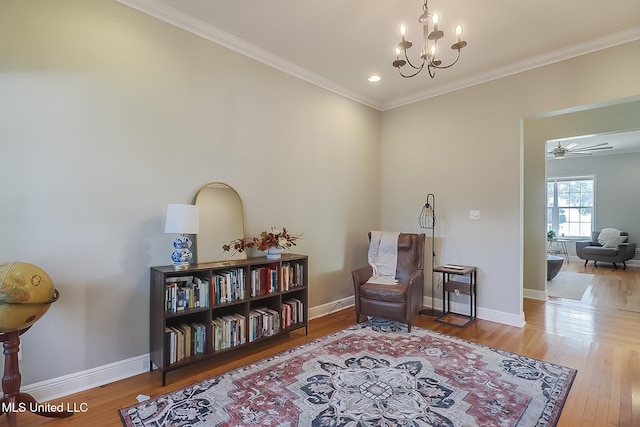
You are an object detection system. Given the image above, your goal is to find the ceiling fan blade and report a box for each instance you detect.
[571,142,609,150]
[565,142,578,150]
[571,146,613,152]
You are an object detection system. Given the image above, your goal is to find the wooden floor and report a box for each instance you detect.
[6,262,640,426]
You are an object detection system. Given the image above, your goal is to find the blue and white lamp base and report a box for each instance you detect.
[171,235,193,270]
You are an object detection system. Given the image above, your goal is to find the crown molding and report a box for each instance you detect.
[114,0,383,110]
[115,0,639,112]
[381,27,640,111]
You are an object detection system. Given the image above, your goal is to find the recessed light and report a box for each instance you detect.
[368,75,381,83]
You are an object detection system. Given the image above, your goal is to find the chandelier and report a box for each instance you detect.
[392,0,467,78]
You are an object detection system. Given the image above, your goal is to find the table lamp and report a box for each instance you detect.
[164,203,199,270]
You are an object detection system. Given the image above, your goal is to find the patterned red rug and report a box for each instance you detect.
[120,319,576,426]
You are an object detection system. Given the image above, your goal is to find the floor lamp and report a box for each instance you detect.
[418,193,441,316]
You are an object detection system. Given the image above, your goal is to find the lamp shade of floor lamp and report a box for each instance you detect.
[164,203,199,270]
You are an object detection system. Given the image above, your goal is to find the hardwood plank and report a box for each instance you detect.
[5,264,640,426]
[608,346,622,425]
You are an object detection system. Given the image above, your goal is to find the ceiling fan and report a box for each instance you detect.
[548,142,612,159]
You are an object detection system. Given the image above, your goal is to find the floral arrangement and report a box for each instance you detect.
[223,227,301,253]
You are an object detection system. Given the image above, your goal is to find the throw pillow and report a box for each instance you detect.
[603,236,627,248]
[598,228,623,246]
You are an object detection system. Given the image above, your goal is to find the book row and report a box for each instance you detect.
[249,262,304,297]
[282,298,304,329]
[212,314,246,350]
[213,268,245,303]
[165,322,207,365]
[164,262,304,313]
[248,307,281,342]
[165,276,210,313]
[280,263,305,292]
[165,299,305,365]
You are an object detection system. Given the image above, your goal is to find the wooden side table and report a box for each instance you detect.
[433,265,477,327]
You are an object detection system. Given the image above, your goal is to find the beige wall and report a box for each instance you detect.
[381,41,640,322]
[0,0,380,385]
[2,0,639,394]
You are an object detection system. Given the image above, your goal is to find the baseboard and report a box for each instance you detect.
[24,293,525,403]
[22,353,150,404]
[423,296,525,328]
[476,306,526,327]
[308,295,355,320]
[523,288,547,301]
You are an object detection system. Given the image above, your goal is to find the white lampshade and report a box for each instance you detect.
[164,204,199,234]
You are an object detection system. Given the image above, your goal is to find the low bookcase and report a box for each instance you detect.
[150,253,308,385]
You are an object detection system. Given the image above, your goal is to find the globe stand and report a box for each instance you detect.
[0,263,69,427]
[0,328,74,426]
[0,285,71,426]
[0,328,73,427]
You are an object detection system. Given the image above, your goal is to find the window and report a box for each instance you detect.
[547,176,594,238]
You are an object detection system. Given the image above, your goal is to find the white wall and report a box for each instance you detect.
[0,0,380,385]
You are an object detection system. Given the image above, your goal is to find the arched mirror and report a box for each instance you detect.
[194,182,246,262]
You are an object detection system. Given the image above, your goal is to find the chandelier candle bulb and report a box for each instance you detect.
[392,0,466,78]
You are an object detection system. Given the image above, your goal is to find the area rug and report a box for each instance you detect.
[547,271,593,300]
[120,319,576,426]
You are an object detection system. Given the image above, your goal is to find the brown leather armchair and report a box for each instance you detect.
[352,232,425,332]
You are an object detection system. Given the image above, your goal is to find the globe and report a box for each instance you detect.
[0,262,58,332]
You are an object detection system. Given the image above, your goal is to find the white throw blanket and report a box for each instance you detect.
[598,228,625,248]
[367,231,399,285]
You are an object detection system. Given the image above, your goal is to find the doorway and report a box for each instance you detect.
[522,96,640,298]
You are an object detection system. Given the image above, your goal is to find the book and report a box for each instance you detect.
[177,323,192,357]
[442,264,465,270]
[233,313,247,345]
[212,318,223,351]
[248,311,260,342]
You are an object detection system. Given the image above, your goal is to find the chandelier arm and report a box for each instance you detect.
[399,63,425,78]
[428,49,461,70]
[403,50,425,71]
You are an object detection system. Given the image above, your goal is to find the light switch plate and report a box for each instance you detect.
[469,210,480,220]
